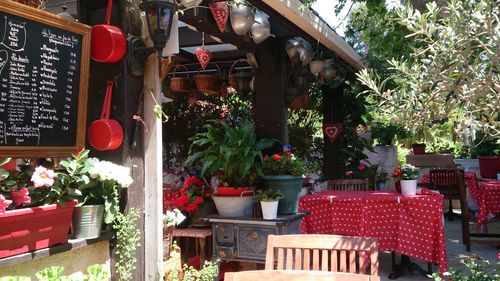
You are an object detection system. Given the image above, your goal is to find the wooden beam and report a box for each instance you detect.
[323,84,344,179]
[254,38,288,143]
[178,8,256,52]
[143,54,163,281]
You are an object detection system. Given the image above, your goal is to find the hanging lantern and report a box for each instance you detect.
[141,0,176,54]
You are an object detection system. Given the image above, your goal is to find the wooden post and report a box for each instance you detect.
[323,84,344,179]
[254,38,288,143]
[142,53,163,281]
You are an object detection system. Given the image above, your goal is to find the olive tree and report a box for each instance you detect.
[357,0,499,138]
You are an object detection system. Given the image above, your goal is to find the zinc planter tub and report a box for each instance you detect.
[261,175,303,214]
[71,204,104,239]
[0,200,76,259]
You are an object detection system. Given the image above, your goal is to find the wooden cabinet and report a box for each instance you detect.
[205,213,306,263]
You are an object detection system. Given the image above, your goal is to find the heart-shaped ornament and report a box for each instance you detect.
[195,47,212,70]
[208,2,229,33]
[323,123,342,143]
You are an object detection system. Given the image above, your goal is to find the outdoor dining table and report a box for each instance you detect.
[298,190,447,276]
[473,180,500,227]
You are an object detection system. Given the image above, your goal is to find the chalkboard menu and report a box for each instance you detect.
[0,1,90,157]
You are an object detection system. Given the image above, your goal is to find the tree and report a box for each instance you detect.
[357,0,499,138]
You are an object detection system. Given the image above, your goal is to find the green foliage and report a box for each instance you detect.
[358,0,500,138]
[254,189,285,202]
[470,133,500,157]
[432,256,500,281]
[392,164,419,181]
[187,120,277,187]
[3,264,109,281]
[114,208,141,281]
[168,260,220,281]
[263,152,307,176]
[371,122,408,146]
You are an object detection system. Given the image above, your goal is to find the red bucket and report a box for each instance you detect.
[88,81,123,151]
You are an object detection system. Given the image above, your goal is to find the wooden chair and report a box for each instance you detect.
[326,179,371,191]
[225,270,375,281]
[265,234,379,280]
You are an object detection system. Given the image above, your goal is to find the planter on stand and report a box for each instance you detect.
[260,201,279,220]
[0,200,76,259]
[260,175,303,214]
[71,204,104,239]
[400,180,417,196]
[212,188,254,217]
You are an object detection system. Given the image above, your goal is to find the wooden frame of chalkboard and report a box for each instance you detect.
[0,0,90,158]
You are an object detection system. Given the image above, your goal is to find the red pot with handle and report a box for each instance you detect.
[91,0,126,63]
[88,81,124,151]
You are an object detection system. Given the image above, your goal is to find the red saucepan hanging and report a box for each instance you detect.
[91,0,126,63]
[88,81,124,151]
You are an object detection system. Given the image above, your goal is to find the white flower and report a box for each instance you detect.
[164,209,185,227]
[88,159,133,187]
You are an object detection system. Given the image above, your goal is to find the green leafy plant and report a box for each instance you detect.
[2,264,108,281]
[254,189,284,202]
[114,208,141,281]
[187,120,277,187]
[432,255,499,281]
[168,260,220,281]
[371,122,408,146]
[376,170,388,182]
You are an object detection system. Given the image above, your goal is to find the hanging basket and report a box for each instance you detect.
[12,0,45,8]
[194,63,223,96]
[288,88,309,110]
[169,65,191,94]
[228,59,254,96]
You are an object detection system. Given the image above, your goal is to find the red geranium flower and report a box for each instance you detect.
[194,196,204,204]
[11,187,31,207]
[272,154,282,161]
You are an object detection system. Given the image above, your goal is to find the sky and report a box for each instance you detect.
[312,0,401,37]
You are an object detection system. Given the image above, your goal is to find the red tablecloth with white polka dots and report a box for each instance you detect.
[476,181,500,226]
[421,172,478,199]
[299,190,447,274]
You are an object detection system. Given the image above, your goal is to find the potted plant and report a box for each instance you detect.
[55,150,133,239]
[163,208,186,259]
[260,150,306,214]
[376,170,388,190]
[471,134,500,179]
[371,122,407,146]
[186,120,276,217]
[411,143,427,154]
[0,159,76,259]
[392,164,419,196]
[172,176,215,227]
[254,189,284,220]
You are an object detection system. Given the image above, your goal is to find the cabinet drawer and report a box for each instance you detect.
[216,246,234,259]
[215,223,235,244]
[237,225,277,260]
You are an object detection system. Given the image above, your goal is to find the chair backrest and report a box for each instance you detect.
[265,234,379,278]
[326,179,370,191]
[429,169,464,199]
[224,270,377,281]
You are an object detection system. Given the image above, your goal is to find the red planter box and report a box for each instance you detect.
[0,200,76,259]
[478,156,500,179]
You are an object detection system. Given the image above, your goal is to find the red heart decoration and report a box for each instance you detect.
[323,123,342,143]
[208,2,229,33]
[195,47,212,70]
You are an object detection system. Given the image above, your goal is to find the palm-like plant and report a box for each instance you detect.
[187,120,277,187]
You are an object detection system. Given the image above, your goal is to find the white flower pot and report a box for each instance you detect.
[400,180,417,196]
[261,201,279,220]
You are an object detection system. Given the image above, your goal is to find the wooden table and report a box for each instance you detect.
[172,228,212,263]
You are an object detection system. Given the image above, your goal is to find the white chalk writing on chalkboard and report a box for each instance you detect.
[0,50,7,75]
[1,16,26,51]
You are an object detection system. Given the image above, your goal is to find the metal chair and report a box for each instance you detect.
[326,179,371,191]
[264,234,379,280]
